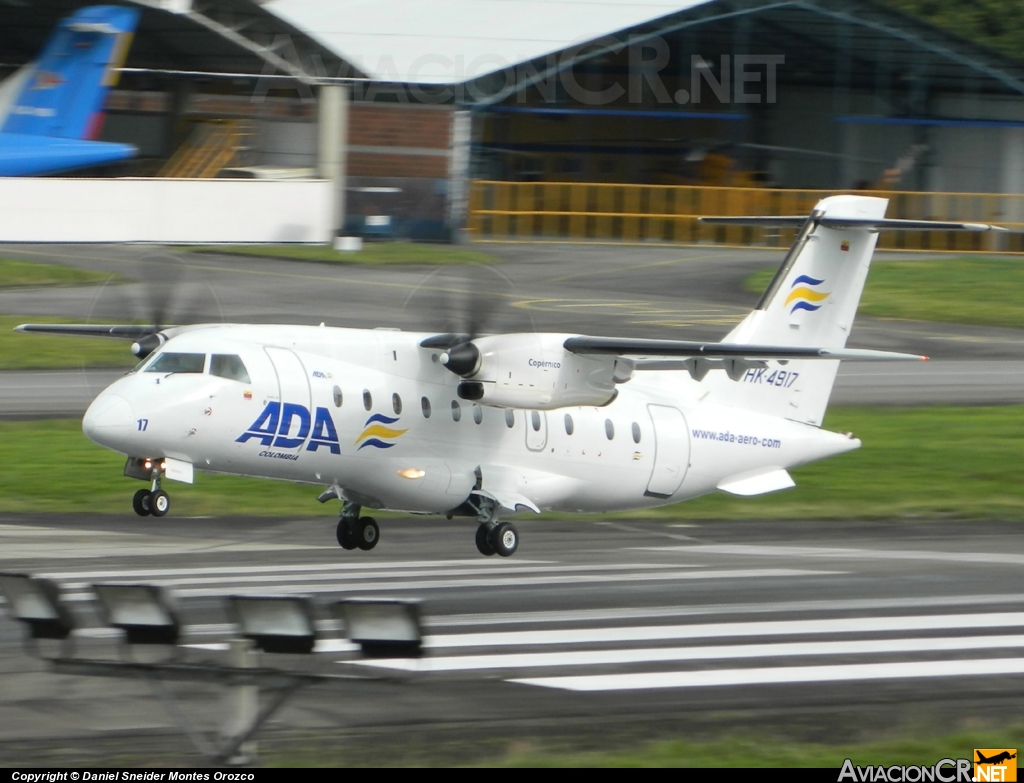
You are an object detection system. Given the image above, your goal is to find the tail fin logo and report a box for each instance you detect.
[784,275,831,314]
[355,413,408,450]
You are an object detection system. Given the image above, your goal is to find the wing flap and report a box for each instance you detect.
[563,336,926,362]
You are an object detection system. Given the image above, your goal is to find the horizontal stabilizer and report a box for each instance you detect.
[15,323,158,339]
[564,336,925,362]
[699,216,1004,232]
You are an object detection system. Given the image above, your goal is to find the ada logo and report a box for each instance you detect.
[975,750,1017,782]
[237,401,340,454]
[784,274,831,314]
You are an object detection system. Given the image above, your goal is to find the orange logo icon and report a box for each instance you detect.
[975,749,1017,782]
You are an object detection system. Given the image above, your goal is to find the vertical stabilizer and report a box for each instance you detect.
[705,195,887,426]
[1,6,139,141]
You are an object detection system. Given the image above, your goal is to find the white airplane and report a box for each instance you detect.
[17,195,1002,557]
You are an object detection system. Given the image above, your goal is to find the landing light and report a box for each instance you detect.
[333,599,423,658]
[227,595,318,655]
[93,583,181,646]
[0,572,75,641]
[397,468,426,480]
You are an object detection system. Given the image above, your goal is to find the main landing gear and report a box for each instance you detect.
[132,468,170,518]
[336,501,379,551]
[473,497,518,558]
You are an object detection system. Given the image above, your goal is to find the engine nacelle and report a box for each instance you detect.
[452,333,627,410]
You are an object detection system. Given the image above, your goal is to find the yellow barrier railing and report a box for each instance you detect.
[467,181,1024,253]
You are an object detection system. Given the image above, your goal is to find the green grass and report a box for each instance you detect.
[488,730,1024,768]
[0,315,137,369]
[184,242,493,265]
[2,406,1023,518]
[744,257,1024,328]
[266,725,1024,767]
[0,257,116,289]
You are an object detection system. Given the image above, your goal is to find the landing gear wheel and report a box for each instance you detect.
[132,488,152,517]
[489,522,518,557]
[149,490,170,518]
[336,519,358,550]
[356,517,379,551]
[475,524,496,556]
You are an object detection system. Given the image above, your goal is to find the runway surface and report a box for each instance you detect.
[1,514,1022,764]
[1,242,1022,764]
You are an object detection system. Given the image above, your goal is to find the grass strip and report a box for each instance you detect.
[482,729,1024,768]
[0,315,137,370]
[183,242,493,265]
[1,406,1021,518]
[0,257,116,289]
[744,257,1024,329]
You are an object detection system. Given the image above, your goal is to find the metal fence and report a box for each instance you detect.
[468,181,1024,253]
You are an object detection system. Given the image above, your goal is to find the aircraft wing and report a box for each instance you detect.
[563,336,926,362]
[15,324,157,339]
[699,216,1004,231]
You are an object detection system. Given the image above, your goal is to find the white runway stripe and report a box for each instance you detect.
[640,544,1024,567]
[56,568,833,601]
[57,562,698,589]
[352,634,1024,672]
[415,612,1024,649]
[513,657,1024,692]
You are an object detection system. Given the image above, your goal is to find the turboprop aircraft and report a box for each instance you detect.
[16,195,1003,557]
[0,6,139,177]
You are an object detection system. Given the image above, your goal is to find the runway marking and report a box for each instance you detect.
[410,612,1024,649]
[58,562,697,589]
[55,568,839,602]
[353,634,1024,672]
[512,657,1024,692]
[636,544,1024,566]
[38,559,553,579]
[431,594,1024,627]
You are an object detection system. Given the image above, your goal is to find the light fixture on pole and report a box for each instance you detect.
[333,598,423,658]
[0,572,76,655]
[226,595,318,655]
[92,583,181,646]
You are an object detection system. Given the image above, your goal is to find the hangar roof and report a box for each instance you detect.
[261,0,700,85]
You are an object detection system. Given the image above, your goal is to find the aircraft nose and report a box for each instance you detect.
[83,393,135,445]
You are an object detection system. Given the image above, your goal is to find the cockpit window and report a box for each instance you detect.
[210,354,251,383]
[145,352,206,374]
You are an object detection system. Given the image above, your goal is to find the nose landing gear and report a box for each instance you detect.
[131,462,170,518]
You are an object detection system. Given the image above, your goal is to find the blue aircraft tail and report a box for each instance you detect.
[0,5,140,176]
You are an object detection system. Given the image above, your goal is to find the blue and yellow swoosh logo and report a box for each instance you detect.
[355,413,408,450]
[784,274,830,314]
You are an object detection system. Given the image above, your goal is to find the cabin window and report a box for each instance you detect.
[392,393,403,415]
[146,352,205,374]
[363,390,372,411]
[564,413,574,435]
[473,405,483,424]
[333,386,343,408]
[451,401,462,422]
[421,396,431,418]
[632,422,641,444]
[210,354,250,383]
[605,419,615,440]
[531,411,541,432]
[505,409,515,428]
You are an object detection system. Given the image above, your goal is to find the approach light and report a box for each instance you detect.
[0,572,75,642]
[397,468,426,480]
[227,596,318,655]
[92,583,181,646]
[332,599,423,658]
